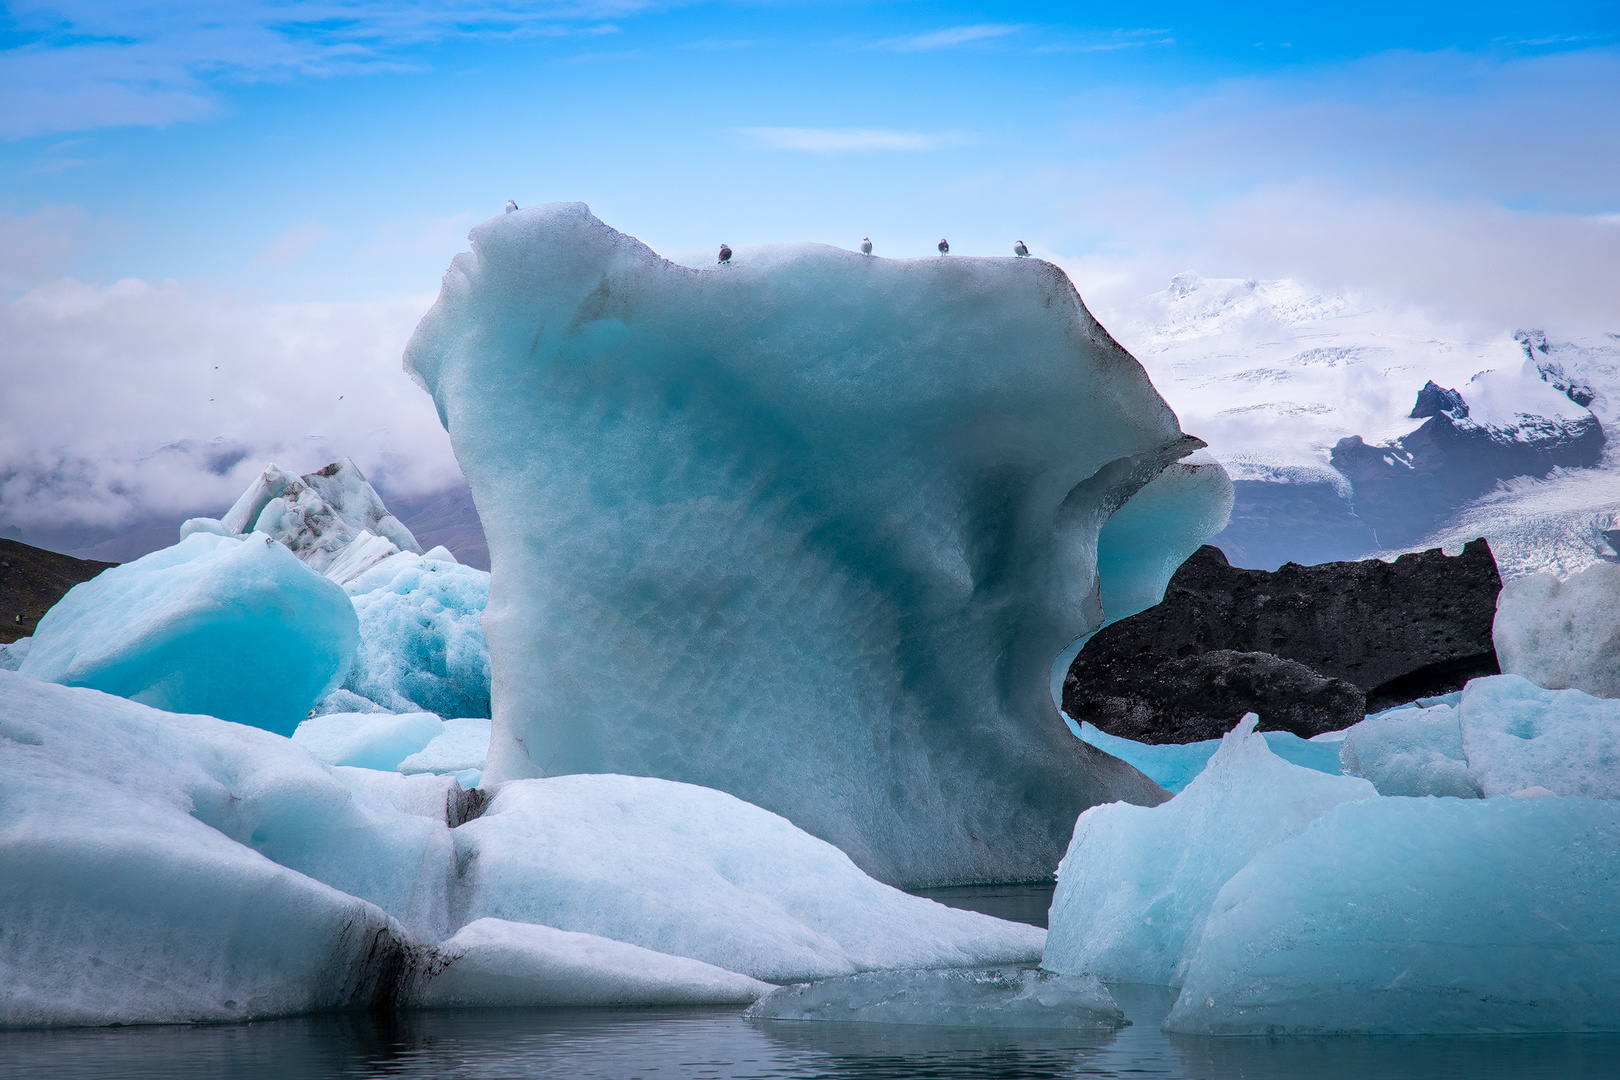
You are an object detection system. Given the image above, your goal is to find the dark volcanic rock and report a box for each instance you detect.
[0,538,117,644]
[1068,649,1367,742]
[1064,539,1504,742]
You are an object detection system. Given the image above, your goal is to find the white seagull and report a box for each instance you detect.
[505,200,518,213]
[718,243,732,265]
[860,237,872,255]
[938,238,949,255]
[1013,240,1029,257]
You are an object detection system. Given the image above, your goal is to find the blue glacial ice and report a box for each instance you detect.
[1071,715,1345,793]
[404,201,1231,886]
[1043,716,1376,986]
[291,710,448,771]
[17,532,357,734]
[745,967,1124,1029]
[0,672,1036,1023]
[1166,795,1620,1034]
[189,459,493,720]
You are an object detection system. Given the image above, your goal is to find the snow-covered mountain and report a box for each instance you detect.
[1104,273,1620,575]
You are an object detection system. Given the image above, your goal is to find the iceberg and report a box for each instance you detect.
[451,773,1046,984]
[1,672,1037,1023]
[291,710,447,771]
[404,202,1229,885]
[212,459,423,573]
[1494,561,1620,699]
[1072,716,1345,793]
[17,532,357,734]
[1043,716,1376,986]
[745,967,1124,1029]
[1167,795,1620,1034]
[1338,675,1620,799]
[416,918,766,1008]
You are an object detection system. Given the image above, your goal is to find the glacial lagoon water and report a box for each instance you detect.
[5,885,1614,1080]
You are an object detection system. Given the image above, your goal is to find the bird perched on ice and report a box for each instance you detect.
[938,239,950,255]
[505,200,518,213]
[1013,240,1029,257]
[718,243,732,265]
[860,237,872,255]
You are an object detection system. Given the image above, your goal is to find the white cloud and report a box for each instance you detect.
[256,220,333,267]
[0,277,457,539]
[0,0,652,136]
[875,24,1023,52]
[739,127,973,154]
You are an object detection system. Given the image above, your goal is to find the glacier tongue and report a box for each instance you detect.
[404,202,1228,886]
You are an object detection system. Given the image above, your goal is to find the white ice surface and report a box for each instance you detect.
[1166,795,1620,1034]
[452,773,1046,984]
[417,918,767,1008]
[1339,675,1620,799]
[397,717,490,779]
[17,532,357,735]
[291,711,446,771]
[1494,562,1620,698]
[405,202,1211,886]
[1043,716,1376,986]
[0,636,28,670]
[745,967,1124,1029]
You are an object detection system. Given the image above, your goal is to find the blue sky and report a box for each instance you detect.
[2,0,1618,546]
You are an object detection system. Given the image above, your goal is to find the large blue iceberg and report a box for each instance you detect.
[404,202,1232,885]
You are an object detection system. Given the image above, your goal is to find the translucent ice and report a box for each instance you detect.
[1494,561,1620,698]
[417,918,767,1008]
[451,773,1047,983]
[1338,702,1479,798]
[745,967,1125,1029]
[340,549,491,718]
[1072,717,1344,794]
[1167,796,1620,1034]
[291,711,447,770]
[398,716,491,783]
[1043,716,1376,986]
[405,202,1226,885]
[18,532,357,734]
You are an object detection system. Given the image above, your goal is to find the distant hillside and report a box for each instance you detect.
[0,539,118,644]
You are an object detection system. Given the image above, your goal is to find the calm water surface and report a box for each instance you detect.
[5,885,1612,1080]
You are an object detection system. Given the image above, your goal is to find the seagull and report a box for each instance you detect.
[938,239,950,255]
[718,243,732,265]
[1013,240,1029,257]
[860,237,872,255]
[505,200,518,214]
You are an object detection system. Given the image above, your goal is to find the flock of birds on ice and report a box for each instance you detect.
[503,199,1031,263]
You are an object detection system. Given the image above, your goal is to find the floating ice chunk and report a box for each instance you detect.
[418,918,768,1008]
[0,672,428,1025]
[312,687,391,715]
[220,463,299,535]
[1459,674,1620,798]
[18,533,357,735]
[745,967,1124,1029]
[1167,796,1620,1034]
[179,516,231,539]
[340,552,491,718]
[1072,718,1343,794]
[405,201,1218,885]
[1495,562,1620,698]
[1043,716,1376,986]
[452,773,1046,984]
[1339,703,1479,798]
[397,716,490,776]
[292,711,446,770]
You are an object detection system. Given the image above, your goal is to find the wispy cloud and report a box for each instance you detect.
[0,1,649,137]
[874,24,1023,52]
[739,127,973,154]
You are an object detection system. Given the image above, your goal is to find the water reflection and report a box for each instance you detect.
[4,886,1615,1079]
